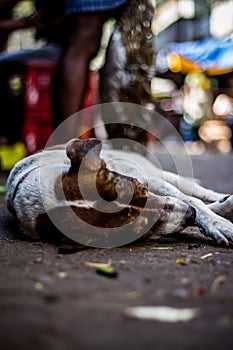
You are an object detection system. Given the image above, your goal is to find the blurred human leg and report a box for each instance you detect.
[53,13,106,125]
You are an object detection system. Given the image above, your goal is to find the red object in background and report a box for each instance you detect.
[79,70,99,139]
[23,60,56,155]
[23,60,99,155]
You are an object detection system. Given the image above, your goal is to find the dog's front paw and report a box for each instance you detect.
[199,214,233,246]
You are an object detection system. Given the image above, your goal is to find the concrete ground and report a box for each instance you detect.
[0,150,233,350]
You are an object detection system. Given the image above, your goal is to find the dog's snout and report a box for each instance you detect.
[184,205,196,225]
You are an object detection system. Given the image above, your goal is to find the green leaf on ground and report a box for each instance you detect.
[96,266,118,278]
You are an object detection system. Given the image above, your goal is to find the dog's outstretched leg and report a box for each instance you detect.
[208,195,233,222]
[147,178,233,246]
[104,150,228,203]
[162,171,228,203]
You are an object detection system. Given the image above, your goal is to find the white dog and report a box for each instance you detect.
[6,138,233,247]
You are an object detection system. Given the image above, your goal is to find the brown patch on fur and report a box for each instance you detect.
[55,154,149,205]
[55,138,149,206]
[35,199,165,246]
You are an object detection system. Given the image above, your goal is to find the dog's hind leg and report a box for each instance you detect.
[103,149,227,202]
[162,170,228,203]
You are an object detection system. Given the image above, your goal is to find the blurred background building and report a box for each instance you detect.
[153,0,233,47]
[151,0,233,153]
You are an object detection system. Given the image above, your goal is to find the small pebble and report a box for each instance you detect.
[58,272,67,279]
[34,282,44,291]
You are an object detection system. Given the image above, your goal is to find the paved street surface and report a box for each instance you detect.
[0,150,233,350]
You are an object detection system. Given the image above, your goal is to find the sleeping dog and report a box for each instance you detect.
[6,138,233,247]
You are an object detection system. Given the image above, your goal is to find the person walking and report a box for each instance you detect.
[53,0,126,133]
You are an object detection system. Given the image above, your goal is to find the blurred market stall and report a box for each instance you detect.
[157,35,233,75]
[154,35,233,152]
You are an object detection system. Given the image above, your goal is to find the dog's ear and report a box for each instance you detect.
[66,138,103,171]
